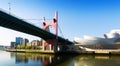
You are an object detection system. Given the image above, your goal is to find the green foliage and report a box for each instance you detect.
[15,45,21,49]
[15,45,41,49]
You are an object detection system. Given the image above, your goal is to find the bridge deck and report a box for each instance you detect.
[0,10,73,45]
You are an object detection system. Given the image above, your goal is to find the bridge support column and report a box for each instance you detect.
[54,43,58,53]
[49,44,51,51]
[42,11,58,53]
[41,39,45,51]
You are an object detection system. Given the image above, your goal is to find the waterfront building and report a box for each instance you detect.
[74,30,120,49]
[16,37,29,46]
[115,38,120,44]
[21,38,29,46]
[25,39,29,45]
[16,37,23,46]
[40,40,54,51]
[26,42,31,46]
[31,40,41,46]
[11,42,16,48]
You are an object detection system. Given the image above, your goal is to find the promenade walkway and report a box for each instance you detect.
[79,46,120,54]
[5,49,54,54]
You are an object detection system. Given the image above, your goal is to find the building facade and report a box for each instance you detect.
[21,38,29,46]
[10,42,16,48]
[31,40,40,46]
[16,37,23,46]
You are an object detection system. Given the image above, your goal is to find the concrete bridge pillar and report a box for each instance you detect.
[49,44,52,51]
[54,43,58,53]
[41,39,45,51]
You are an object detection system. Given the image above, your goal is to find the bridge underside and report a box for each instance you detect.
[0,10,73,45]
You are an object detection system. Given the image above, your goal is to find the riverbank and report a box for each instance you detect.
[4,49,120,55]
[5,49,54,54]
[4,49,81,55]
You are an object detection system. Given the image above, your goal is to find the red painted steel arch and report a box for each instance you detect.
[42,11,58,46]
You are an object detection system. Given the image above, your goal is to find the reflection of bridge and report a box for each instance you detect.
[0,10,73,52]
[13,52,76,66]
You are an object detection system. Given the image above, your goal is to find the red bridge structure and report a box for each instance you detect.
[0,10,73,53]
[42,11,58,52]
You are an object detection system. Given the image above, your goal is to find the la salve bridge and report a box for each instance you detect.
[0,10,74,53]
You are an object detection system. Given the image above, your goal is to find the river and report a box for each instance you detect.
[0,50,120,66]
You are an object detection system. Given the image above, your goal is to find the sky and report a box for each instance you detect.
[0,0,120,46]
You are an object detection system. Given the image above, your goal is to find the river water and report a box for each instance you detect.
[0,50,120,66]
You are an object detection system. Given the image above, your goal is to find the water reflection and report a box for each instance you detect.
[15,54,28,64]
[10,52,120,66]
[74,55,120,66]
[11,52,77,66]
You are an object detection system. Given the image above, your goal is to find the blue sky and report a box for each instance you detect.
[0,0,120,46]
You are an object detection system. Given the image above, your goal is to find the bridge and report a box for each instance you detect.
[0,10,73,52]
